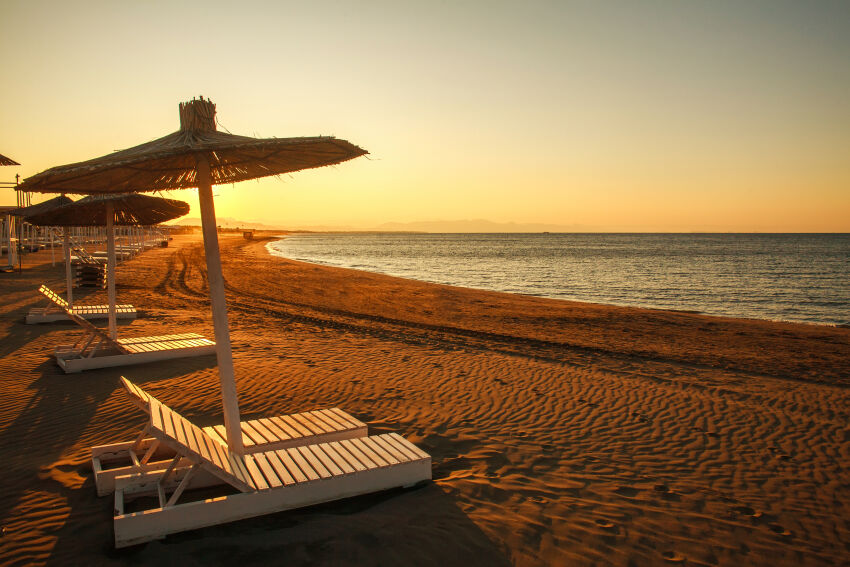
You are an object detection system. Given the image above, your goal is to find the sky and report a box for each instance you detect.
[1,0,848,232]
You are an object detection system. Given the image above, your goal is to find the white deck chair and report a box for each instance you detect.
[113,395,431,547]
[26,284,137,324]
[92,377,368,495]
[49,299,214,373]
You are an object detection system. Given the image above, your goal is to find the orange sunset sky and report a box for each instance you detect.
[1,1,848,232]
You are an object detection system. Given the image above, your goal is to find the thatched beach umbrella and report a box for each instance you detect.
[25,194,189,338]
[10,195,72,217]
[12,195,75,296]
[0,153,20,166]
[1,153,22,270]
[17,97,367,454]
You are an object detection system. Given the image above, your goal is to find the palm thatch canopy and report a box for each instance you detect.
[9,195,73,217]
[23,193,189,227]
[0,153,20,166]
[16,98,368,195]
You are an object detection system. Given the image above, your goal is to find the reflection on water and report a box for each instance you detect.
[267,233,850,326]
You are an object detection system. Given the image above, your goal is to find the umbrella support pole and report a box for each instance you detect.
[63,230,74,309]
[106,202,118,340]
[196,155,245,455]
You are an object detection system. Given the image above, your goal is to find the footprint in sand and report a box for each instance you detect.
[614,486,640,498]
[653,483,682,501]
[662,550,686,563]
[732,505,763,519]
[768,523,792,537]
[766,447,792,460]
[631,411,650,423]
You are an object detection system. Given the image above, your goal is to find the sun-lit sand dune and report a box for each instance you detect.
[0,233,848,566]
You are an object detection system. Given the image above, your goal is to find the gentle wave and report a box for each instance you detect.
[267,233,850,326]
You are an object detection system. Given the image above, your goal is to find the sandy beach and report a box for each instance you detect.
[0,232,848,566]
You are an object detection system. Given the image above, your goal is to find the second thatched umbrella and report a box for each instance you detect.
[17,97,368,454]
[25,193,190,336]
[12,195,75,301]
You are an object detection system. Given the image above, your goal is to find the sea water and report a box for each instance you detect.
[266,233,850,326]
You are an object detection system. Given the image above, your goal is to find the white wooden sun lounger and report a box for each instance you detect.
[112,393,431,547]
[92,377,368,496]
[49,302,214,374]
[26,285,137,324]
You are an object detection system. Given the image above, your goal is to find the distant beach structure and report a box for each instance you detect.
[269,233,850,326]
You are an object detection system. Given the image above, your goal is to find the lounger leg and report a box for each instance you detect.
[128,425,151,467]
[140,440,160,465]
[159,454,182,486]
[73,331,95,351]
[130,425,151,454]
[86,337,105,359]
[165,464,199,507]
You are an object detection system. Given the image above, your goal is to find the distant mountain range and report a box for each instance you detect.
[171,217,590,233]
[375,219,589,233]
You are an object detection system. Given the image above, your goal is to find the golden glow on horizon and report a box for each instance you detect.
[1,1,848,232]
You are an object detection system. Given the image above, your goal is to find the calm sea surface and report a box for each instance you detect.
[267,233,850,326]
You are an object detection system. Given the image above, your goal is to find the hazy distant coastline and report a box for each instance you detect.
[171,217,591,232]
[170,217,850,234]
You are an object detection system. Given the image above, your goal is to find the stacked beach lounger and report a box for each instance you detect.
[73,249,107,288]
[96,378,431,547]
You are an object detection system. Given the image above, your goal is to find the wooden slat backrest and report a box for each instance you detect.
[69,312,129,354]
[39,284,128,354]
[147,398,254,493]
[119,376,151,412]
[38,285,69,310]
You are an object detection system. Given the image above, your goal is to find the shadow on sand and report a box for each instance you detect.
[0,319,218,564]
[47,482,511,567]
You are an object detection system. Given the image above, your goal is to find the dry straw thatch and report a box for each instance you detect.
[14,96,368,455]
[0,153,20,166]
[10,195,73,217]
[23,194,189,227]
[16,98,367,194]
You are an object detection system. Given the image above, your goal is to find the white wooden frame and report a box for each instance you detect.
[41,289,214,373]
[55,335,215,373]
[111,397,430,547]
[26,284,136,323]
[114,451,430,547]
[92,378,369,496]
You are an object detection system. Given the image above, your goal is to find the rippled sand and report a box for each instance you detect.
[0,233,848,566]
